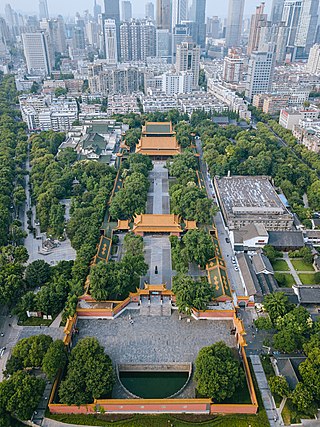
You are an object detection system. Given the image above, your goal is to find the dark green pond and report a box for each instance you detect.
[119,371,189,398]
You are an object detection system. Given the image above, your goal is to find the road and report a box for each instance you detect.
[195,139,246,297]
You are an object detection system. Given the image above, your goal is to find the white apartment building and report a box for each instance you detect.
[245,50,275,102]
[104,19,118,64]
[162,71,193,95]
[279,106,320,130]
[175,42,200,89]
[308,44,320,74]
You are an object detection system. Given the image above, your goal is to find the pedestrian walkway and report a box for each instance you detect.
[283,253,302,285]
[250,355,281,427]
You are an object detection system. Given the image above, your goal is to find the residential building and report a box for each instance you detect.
[208,81,251,120]
[121,1,132,21]
[247,3,268,55]
[279,106,320,130]
[156,0,171,30]
[223,48,244,84]
[145,2,155,21]
[281,0,302,57]
[214,175,294,231]
[105,19,118,64]
[156,29,171,60]
[175,41,200,89]
[172,24,193,62]
[120,19,156,61]
[172,0,188,29]
[40,17,66,54]
[225,0,245,48]
[308,43,320,73]
[270,0,285,24]
[207,16,220,38]
[22,32,52,76]
[294,0,319,56]
[162,71,193,95]
[245,50,275,102]
[88,66,145,95]
[104,0,120,22]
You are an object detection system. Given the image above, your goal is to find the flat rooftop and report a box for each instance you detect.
[215,176,288,216]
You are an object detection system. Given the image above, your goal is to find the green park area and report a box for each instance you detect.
[272,259,289,271]
[298,273,318,285]
[274,272,296,288]
[291,259,315,272]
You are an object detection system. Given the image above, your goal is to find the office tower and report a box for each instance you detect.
[86,21,99,46]
[40,17,66,54]
[22,32,52,76]
[104,19,118,63]
[176,41,200,88]
[5,4,19,36]
[104,0,120,22]
[247,3,268,55]
[282,0,302,47]
[245,50,275,102]
[172,24,192,61]
[146,2,155,20]
[193,0,206,48]
[156,28,171,60]
[223,48,244,83]
[207,16,220,38]
[156,0,171,30]
[73,26,86,50]
[93,0,102,22]
[274,22,289,62]
[270,0,285,24]
[121,1,132,21]
[295,0,319,55]
[225,0,245,48]
[172,0,188,29]
[39,0,49,20]
[307,43,320,73]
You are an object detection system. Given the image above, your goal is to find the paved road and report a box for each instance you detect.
[195,140,246,297]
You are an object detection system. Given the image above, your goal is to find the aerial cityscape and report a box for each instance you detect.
[1,0,320,426]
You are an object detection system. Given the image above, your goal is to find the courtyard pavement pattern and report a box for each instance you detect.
[142,161,173,288]
[76,312,236,398]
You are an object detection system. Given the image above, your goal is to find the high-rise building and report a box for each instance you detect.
[121,1,132,21]
[104,19,118,63]
[192,0,206,48]
[245,50,275,102]
[207,16,220,38]
[86,21,99,46]
[156,0,171,30]
[294,0,319,56]
[175,41,200,88]
[156,28,171,60]
[104,0,120,22]
[223,48,244,83]
[39,0,49,20]
[73,26,86,50]
[141,20,157,60]
[307,43,320,73]
[145,2,155,20]
[282,0,302,48]
[247,3,268,55]
[270,0,285,24]
[172,0,188,29]
[225,0,245,48]
[120,19,156,61]
[93,0,102,22]
[40,17,66,54]
[172,24,192,61]
[22,31,52,76]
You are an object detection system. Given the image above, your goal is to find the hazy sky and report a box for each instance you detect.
[2,0,272,19]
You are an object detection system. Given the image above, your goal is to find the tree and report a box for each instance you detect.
[90,262,110,301]
[183,229,215,268]
[0,371,45,420]
[273,329,299,353]
[268,375,290,398]
[263,292,291,323]
[172,273,214,314]
[299,348,320,400]
[303,333,320,356]
[314,271,320,284]
[59,337,114,405]
[291,382,316,414]
[42,340,67,381]
[263,245,279,263]
[254,316,273,330]
[54,87,68,97]
[195,341,244,401]
[25,260,52,289]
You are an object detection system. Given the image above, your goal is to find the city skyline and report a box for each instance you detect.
[1,0,272,19]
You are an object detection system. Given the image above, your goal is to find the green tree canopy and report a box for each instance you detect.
[299,348,320,401]
[291,382,317,415]
[268,375,290,398]
[42,339,67,381]
[25,260,52,289]
[195,341,244,401]
[182,229,215,268]
[59,337,114,405]
[263,292,291,323]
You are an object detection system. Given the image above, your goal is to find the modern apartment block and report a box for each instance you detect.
[175,41,200,89]
[308,43,320,73]
[214,175,294,231]
[245,50,275,102]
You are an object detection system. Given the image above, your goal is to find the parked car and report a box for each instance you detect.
[234,266,239,271]
[225,237,230,243]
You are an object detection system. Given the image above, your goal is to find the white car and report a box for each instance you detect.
[234,266,239,271]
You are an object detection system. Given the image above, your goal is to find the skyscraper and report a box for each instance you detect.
[172,0,188,29]
[146,2,155,21]
[156,0,171,30]
[121,1,132,22]
[22,31,52,76]
[192,0,206,48]
[176,41,200,88]
[245,50,275,102]
[307,43,320,73]
[39,0,49,20]
[247,3,268,55]
[225,0,245,48]
[40,17,66,54]
[223,48,244,83]
[282,0,302,47]
[120,19,156,61]
[104,0,120,22]
[295,0,319,55]
[270,0,285,24]
[93,0,102,22]
[104,19,118,63]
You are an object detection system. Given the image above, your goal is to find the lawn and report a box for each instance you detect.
[18,317,53,326]
[274,273,296,287]
[272,260,289,271]
[48,413,270,427]
[291,259,314,272]
[281,399,312,426]
[298,273,317,285]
